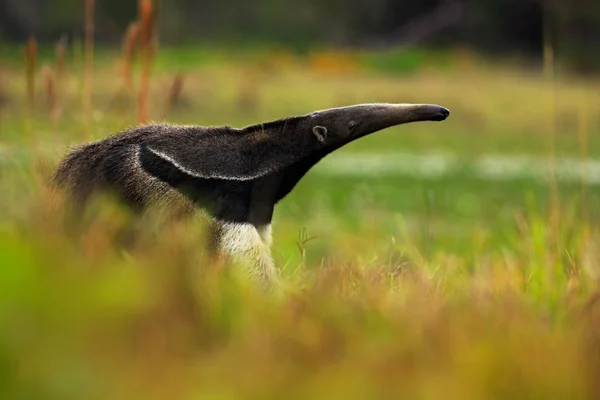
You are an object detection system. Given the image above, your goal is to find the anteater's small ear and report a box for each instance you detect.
[312,126,328,142]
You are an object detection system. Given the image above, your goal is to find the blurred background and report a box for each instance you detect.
[2,2,600,398]
[1,0,600,72]
[0,0,599,263]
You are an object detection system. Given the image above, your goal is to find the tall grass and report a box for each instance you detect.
[121,21,140,93]
[55,34,68,80]
[137,0,155,125]
[1,186,599,399]
[24,35,37,109]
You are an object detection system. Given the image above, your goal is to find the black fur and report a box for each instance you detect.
[53,104,450,227]
[138,143,252,223]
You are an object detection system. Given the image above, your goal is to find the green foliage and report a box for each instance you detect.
[361,48,454,75]
[3,0,600,70]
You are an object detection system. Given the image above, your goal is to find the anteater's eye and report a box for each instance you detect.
[348,120,357,129]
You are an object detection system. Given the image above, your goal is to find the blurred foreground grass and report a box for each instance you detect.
[1,46,600,398]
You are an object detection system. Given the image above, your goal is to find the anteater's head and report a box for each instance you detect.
[297,103,450,145]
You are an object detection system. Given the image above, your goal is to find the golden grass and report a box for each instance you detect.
[1,185,599,399]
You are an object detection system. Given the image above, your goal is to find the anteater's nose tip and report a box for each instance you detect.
[433,106,450,121]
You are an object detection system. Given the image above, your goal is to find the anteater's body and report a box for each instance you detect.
[53,103,450,288]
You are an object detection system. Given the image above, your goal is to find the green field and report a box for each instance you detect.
[1,46,600,399]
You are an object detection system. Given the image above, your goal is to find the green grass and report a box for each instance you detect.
[1,46,600,399]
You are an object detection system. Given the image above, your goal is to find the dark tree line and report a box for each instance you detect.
[1,0,599,71]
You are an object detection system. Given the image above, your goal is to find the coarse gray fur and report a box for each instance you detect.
[52,103,450,288]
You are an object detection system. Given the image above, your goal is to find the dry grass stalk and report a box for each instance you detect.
[0,67,7,108]
[83,0,95,122]
[164,73,185,115]
[54,35,68,114]
[122,22,140,92]
[41,65,63,122]
[137,0,155,125]
[237,66,259,114]
[25,35,37,108]
[56,34,68,79]
[42,66,56,111]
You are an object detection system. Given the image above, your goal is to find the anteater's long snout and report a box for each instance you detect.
[345,103,450,136]
[428,105,450,121]
[390,103,450,122]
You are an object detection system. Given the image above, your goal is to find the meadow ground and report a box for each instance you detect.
[1,45,600,399]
